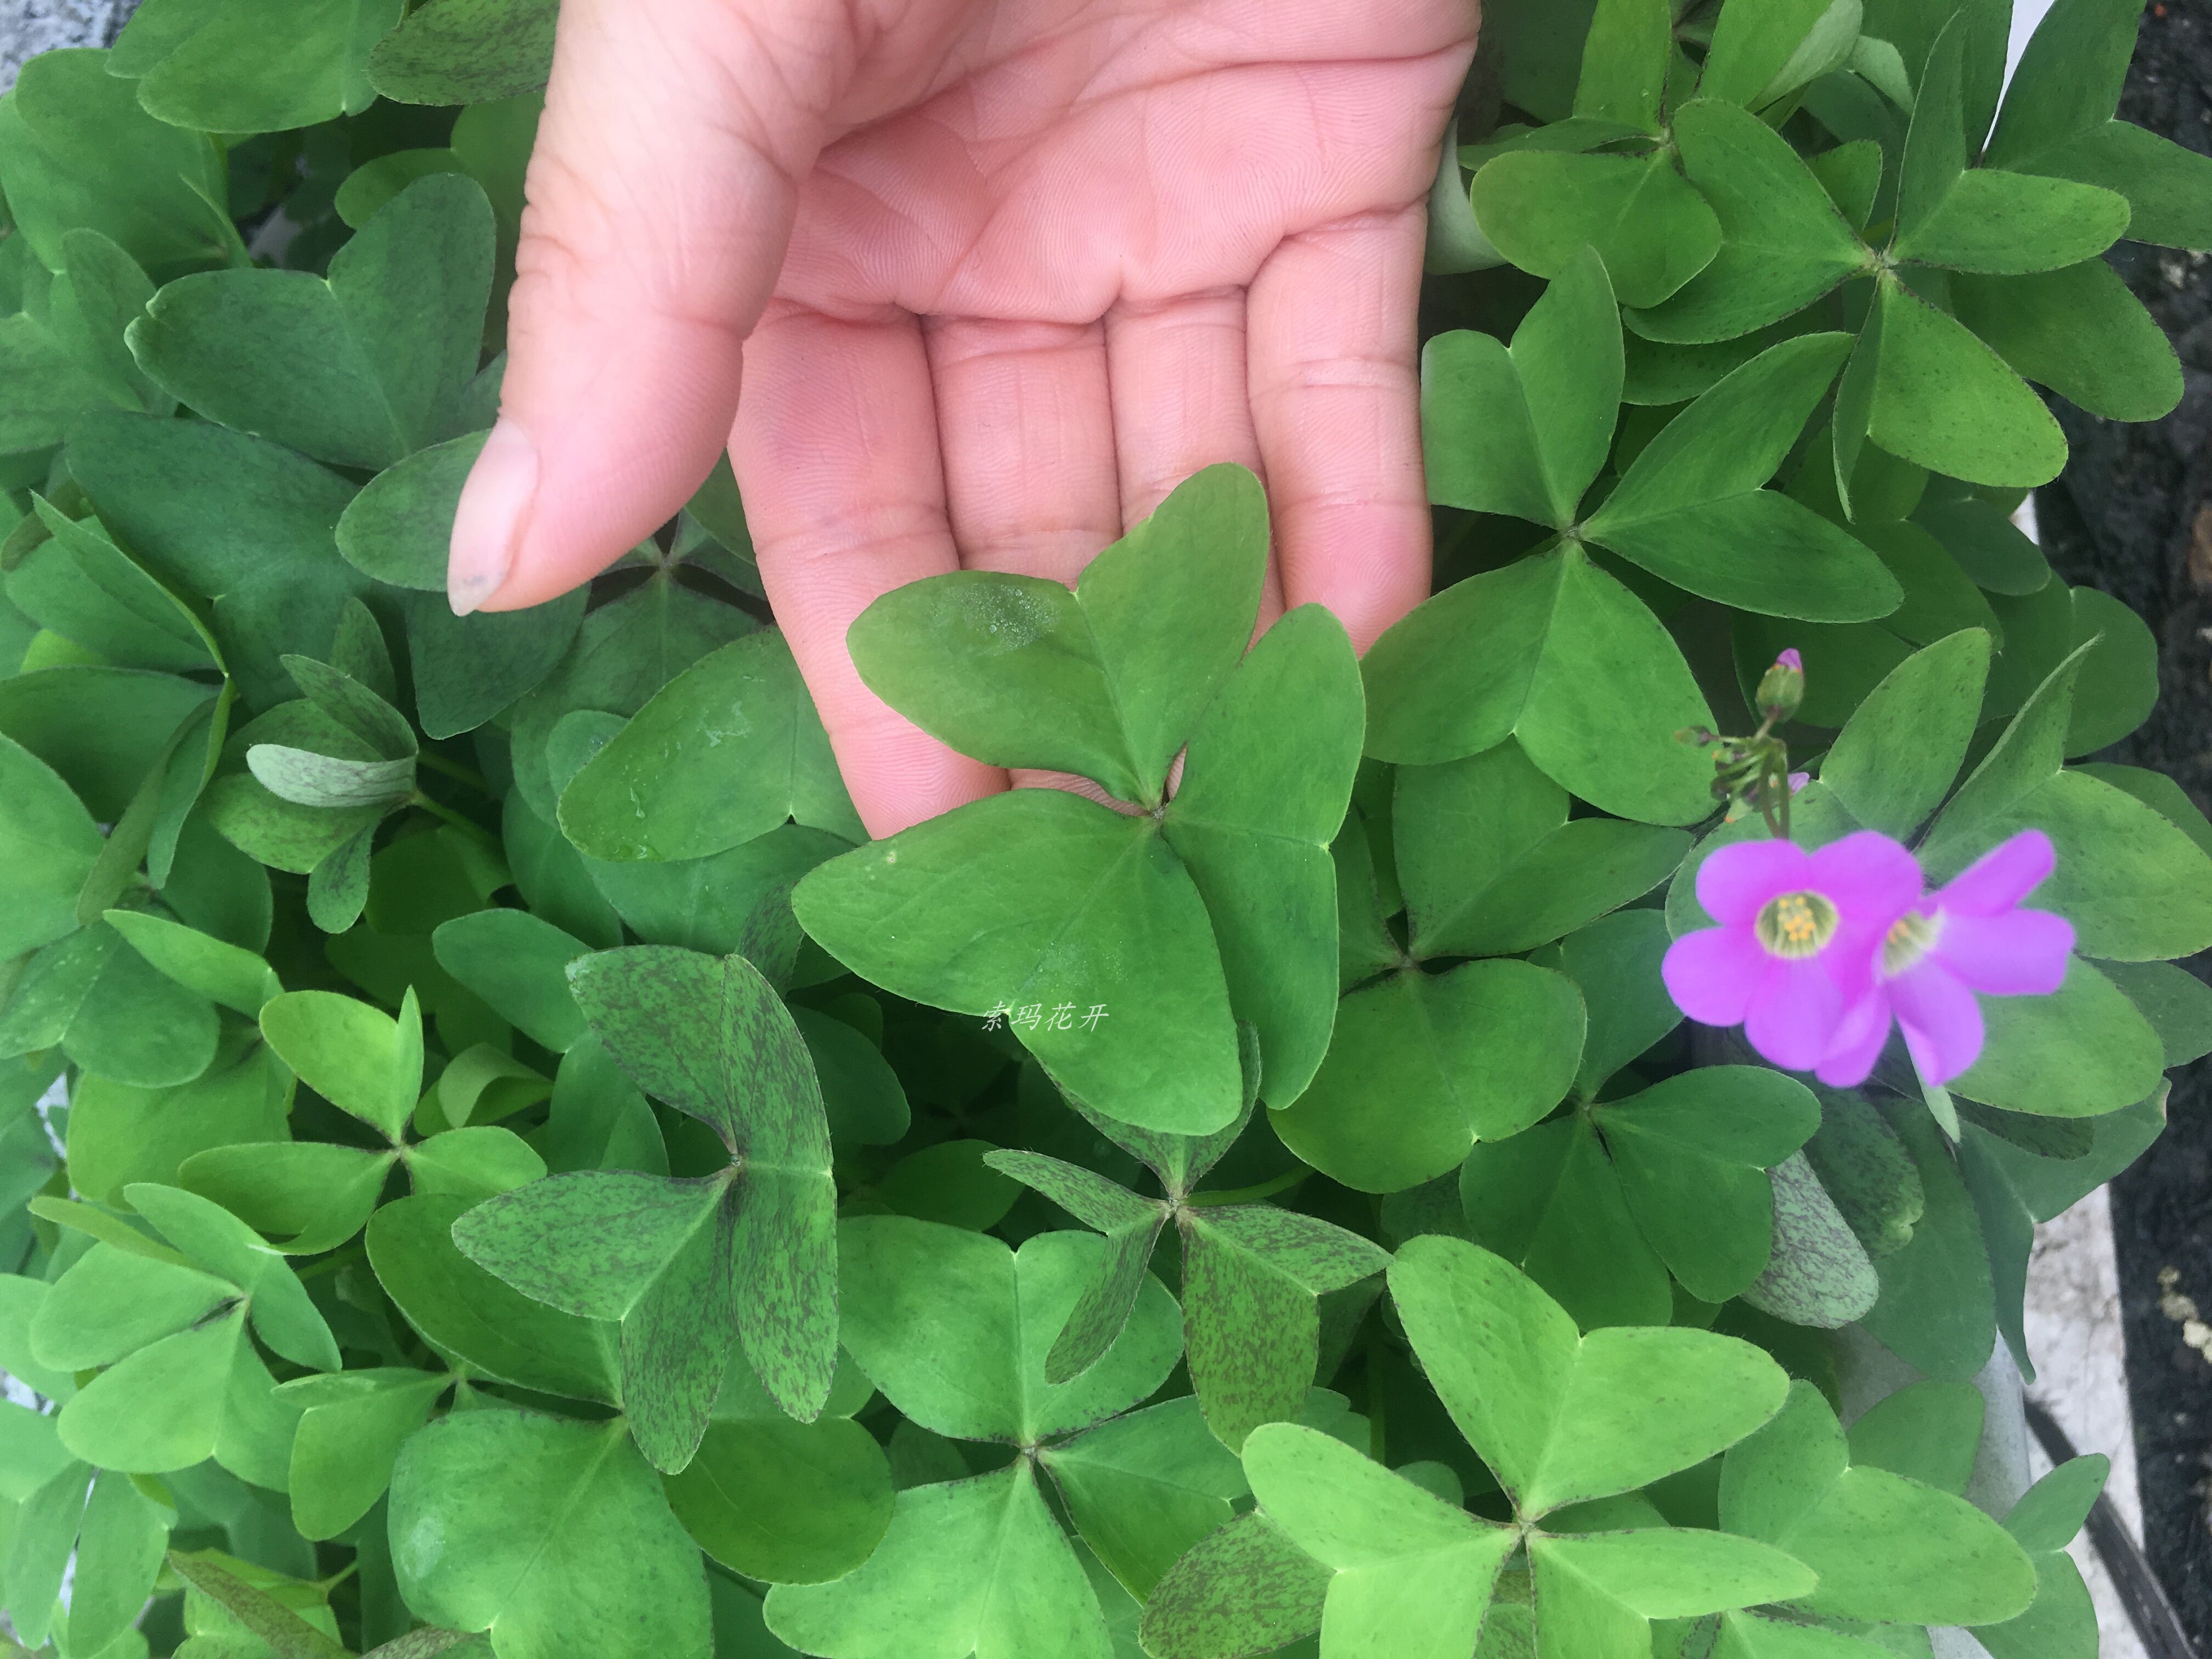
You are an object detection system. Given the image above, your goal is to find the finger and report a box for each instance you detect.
[1103,287,1282,627]
[736,302,1006,839]
[1247,204,1432,653]
[451,0,839,616]
[923,317,1121,583]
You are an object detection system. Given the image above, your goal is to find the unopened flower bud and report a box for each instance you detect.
[1757,649,1804,721]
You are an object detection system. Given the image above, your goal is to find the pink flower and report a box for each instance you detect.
[1777,650,1803,672]
[1816,830,2074,1088]
[1663,832,1923,1073]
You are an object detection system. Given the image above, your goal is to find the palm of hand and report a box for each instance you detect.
[476,0,1474,833]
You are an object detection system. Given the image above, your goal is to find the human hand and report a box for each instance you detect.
[447,0,1477,837]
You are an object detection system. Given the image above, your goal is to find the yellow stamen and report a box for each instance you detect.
[1881,910,1942,977]
[1756,890,1838,959]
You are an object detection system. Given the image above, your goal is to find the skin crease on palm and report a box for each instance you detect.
[446,0,1480,838]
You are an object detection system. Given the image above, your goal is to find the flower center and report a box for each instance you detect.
[1881,909,1943,977]
[1755,890,1838,959]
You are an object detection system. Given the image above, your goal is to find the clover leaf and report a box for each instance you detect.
[1718,1380,2035,1626]
[1460,1067,1820,1326]
[388,1410,713,1659]
[27,1183,336,1486]
[0,229,170,454]
[0,1452,170,1654]
[795,467,1363,1132]
[109,0,404,134]
[557,627,862,860]
[988,1059,1389,1450]
[450,945,837,1471]
[1147,1238,1810,1658]
[128,173,494,472]
[765,1219,1222,1655]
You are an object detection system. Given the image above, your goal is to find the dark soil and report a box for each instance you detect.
[2039,3,2212,1643]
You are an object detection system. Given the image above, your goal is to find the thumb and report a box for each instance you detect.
[448,0,846,614]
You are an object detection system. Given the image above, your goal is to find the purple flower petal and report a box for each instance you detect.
[1805,830,1923,923]
[1933,909,2074,996]
[1743,956,1845,1073]
[1816,990,1892,1088]
[1663,926,1774,1028]
[1696,837,1815,926]
[1937,830,2055,916]
[1891,963,1986,1085]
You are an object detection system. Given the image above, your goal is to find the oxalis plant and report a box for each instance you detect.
[0,0,2210,1654]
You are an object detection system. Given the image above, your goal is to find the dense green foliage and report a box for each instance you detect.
[1,0,2209,1655]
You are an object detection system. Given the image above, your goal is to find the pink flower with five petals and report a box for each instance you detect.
[1815,830,2074,1088]
[1662,831,1923,1073]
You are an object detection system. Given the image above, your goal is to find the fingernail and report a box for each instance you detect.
[448,419,537,616]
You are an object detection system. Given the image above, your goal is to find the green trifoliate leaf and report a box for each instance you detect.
[1040,1396,1251,1600]
[1460,1111,1673,1329]
[404,586,590,741]
[1720,1381,2036,1625]
[664,1415,895,1584]
[1533,909,1680,1098]
[1972,1455,2107,1659]
[389,1411,713,1659]
[259,987,424,1142]
[0,229,168,452]
[1471,151,1722,309]
[128,174,494,471]
[1361,545,1715,825]
[1179,1204,1389,1449]
[1160,603,1363,1108]
[65,1037,289,1206]
[109,0,403,132]
[48,1295,296,1486]
[0,49,233,281]
[1529,1528,1818,1658]
[855,464,1266,808]
[459,946,836,1466]
[431,909,590,1052]
[0,734,101,960]
[1701,0,1866,108]
[1847,277,2068,489]
[1139,1510,1331,1659]
[0,919,220,1088]
[368,0,558,104]
[558,628,861,860]
[840,1218,1181,1448]
[1243,1421,1519,1659]
[8,499,213,673]
[67,413,366,710]
[1273,960,1584,1193]
[795,789,1244,1136]
[1593,1068,1822,1302]
[181,1140,395,1255]
[367,1193,620,1403]
[1394,741,1689,960]
[1984,0,2212,249]
[121,1181,341,1371]
[1423,246,1621,528]
[1388,1236,1790,1516]
[509,573,758,820]
[335,429,484,590]
[1583,334,1904,622]
[1818,628,1990,838]
[980,1151,1167,1384]
[765,1459,1113,1659]
[1630,99,1872,343]
[275,1368,451,1541]
[0,662,217,820]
